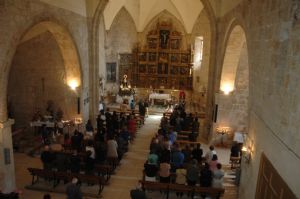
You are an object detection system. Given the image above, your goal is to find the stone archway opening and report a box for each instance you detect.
[214,25,249,144]
[7,21,82,129]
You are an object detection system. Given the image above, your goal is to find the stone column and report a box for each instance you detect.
[0,119,16,193]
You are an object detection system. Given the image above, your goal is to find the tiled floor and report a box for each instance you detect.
[14,115,234,199]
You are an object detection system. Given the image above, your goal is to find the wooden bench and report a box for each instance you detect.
[230,156,241,169]
[28,168,107,195]
[94,164,114,182]
[139,180,225,199]
[175,140,202,146]
[28,168,55,187]
[106,157,119,170]
[176,135,189,140]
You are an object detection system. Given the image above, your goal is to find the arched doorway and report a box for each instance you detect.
[7,21,82,130]
[213,24,249,144]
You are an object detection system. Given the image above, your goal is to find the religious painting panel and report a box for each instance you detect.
[179,78,186,89]
[170,65,179,75]
[158,63,168,74]
[148,52,157,62]
[169,78,178,89]
[148,65,156,74]
[147,38,158,49]
[158,52,168,62]
[149,77,157,89]
[106,62,116,82]
[119,53,132,64]
[159,30,170,49]
[138,52,147,62]
[170,39,180,49]
[170,53,180,63]
[158,77,168,88]
[180,67,189,75]
[181,54,189,63]
[139,64,146,73]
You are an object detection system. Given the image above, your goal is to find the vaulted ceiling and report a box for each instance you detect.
[103,0,203,33]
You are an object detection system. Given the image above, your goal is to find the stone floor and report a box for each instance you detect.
[14,115,235,199]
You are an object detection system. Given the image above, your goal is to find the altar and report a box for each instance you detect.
[149,93,171,106]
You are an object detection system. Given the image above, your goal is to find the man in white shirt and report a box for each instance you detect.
[205,145,217,163]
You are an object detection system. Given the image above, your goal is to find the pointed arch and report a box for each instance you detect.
[220,24,247,93]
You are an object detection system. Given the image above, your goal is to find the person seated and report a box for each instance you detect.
[85,140,96,160]
[186,159,200,186]
[41,145,54,170]
[147,150,159,166]
[130,183,146,199]
[54,152,68,172]
[192,143,203,163]
[200,163,213,187]
[127,115,136,138]
[107,136,118,159]
[85,119,94,139]
[95,139,107,163]
[205,145,217,163]
[149,138,162,157]
[182,144,192,163]
[71,130,83,152]
[144,157,159,182]
[84,150,95,175]
[170,145,185,172]
[168,129,177,145]
[231,142,241,157]
[66,177,82,199]
[120,126,131,144]
[212,163,225,188]
[191,117,200,133]
[70,150,81,173]
[159,159,171,183]
[209,154,219,171]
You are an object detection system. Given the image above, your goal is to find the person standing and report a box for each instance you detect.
[66,178,82,199]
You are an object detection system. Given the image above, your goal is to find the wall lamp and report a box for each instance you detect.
[241,143,253,164]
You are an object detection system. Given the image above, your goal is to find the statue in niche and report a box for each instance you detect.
[160,30,170,49]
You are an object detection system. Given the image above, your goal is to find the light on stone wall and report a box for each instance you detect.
[68,79,79,91]
[220,82,234,95]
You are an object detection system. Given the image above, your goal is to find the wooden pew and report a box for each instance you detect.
[139,180,225,199]
[230,156,241,169]
[94,164,114,182]
[175,140,202,146]
[28,168,55,187]
[28,168,107,195]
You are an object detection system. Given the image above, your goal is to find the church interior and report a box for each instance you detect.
[0,0,299,198]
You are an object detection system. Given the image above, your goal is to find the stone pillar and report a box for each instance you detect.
[0,119,16,193]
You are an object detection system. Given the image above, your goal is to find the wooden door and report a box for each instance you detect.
[255,153,296,199]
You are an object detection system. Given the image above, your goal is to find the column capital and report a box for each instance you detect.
[0,119,15,129]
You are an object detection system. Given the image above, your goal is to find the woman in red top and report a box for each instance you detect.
[127,115,137,138]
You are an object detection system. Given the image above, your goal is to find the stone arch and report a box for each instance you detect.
[7,21,82,127]
[141,10,188,50]
[108,6,138,32]
[220,24,247,93]
[20,21,82,87]
[213,22,249,138]
[0,19,82,122]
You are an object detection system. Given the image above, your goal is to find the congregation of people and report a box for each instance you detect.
[141,104,225,198]
[38,106,145,198]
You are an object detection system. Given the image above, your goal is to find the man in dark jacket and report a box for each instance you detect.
[66,178,82,199]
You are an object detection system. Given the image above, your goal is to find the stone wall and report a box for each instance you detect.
[105,7,138,94]
[0,1,90,191]
[191,9,211,93]
[214,43,248,134]
[0,0,90,122]
[8,31,78,128]
[216,0,300,198]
